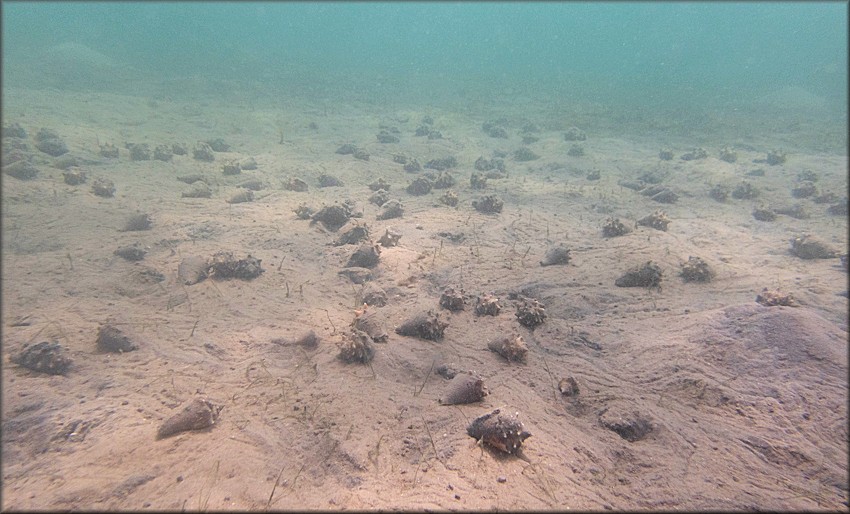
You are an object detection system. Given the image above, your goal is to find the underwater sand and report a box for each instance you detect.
[2,84,847,510]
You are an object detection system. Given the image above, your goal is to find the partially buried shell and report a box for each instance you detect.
[395,310,448,341]
[272,329,319,349]
[558,376,580,396]
[467,408,531,454]
[156,398,222,439]
[789,235,838,259]
[354,311,389,343]
[178,255,209,285]
[439,373,488,405]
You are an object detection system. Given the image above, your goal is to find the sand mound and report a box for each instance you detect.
[704,303,847,375]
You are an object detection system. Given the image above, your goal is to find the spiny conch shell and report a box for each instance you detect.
[439,373,488,405]
[156,398,222,439]
[467,408,531,454]
[487,335,528,363]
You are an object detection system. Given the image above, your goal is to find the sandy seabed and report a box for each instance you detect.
[1,84,847,511]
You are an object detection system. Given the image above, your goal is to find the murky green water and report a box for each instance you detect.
[2,2,847,140]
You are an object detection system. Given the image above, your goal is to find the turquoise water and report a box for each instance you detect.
[3,2,847,115]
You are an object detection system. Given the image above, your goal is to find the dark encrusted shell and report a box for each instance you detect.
[467,408,531,454]
[637,210,671,231]
[334,224,370,246]
[354,311,389,343]
[472,194,504,214]
[615,261,662,288]
[96,324,138,353]
[311,204,351,231]
[680,256,714,283]
[540,245,571,266]
[346,243,381,268]
[208,252,263,280]
[120,213,152,232]
[378,199,404,220]
[156,398,221,439]
[474,294,501,316]
[338,329,375,363]
[361,284,388,307]
[515,297,547,328]
[114,245,146,261]
[439,373,488,405]
[11,341,72,375]
[439,287,466,311]
[377,227,402,246]
[789,235,838,259]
